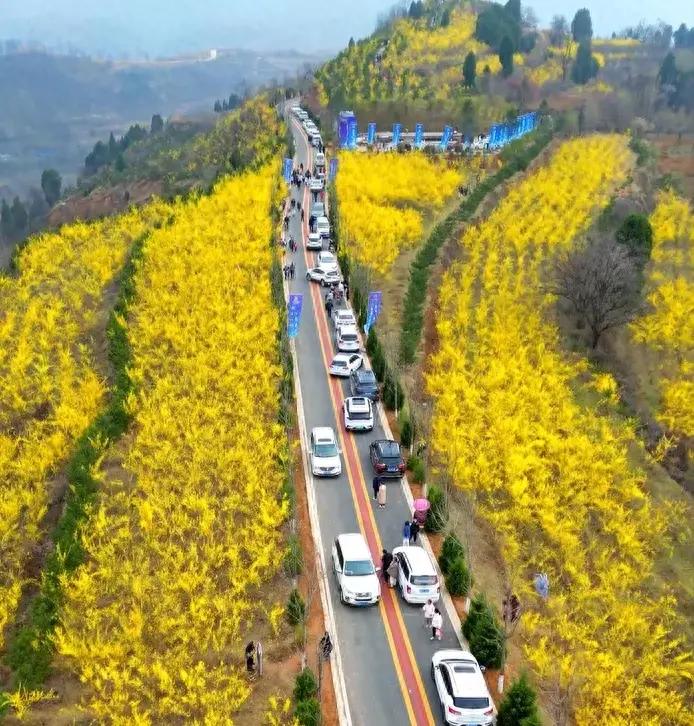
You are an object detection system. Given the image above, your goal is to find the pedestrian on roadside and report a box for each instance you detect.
[245,641,256,674]
[422,599,435,629]
[381,549,393,581]
[326,298,333,318]
[283,265,288,280]
[431,609,443,641]
[402,520,411,547]
[297,200,302,211]
[372,475,382,501]
[387,557,399,588]
[344,280,350,300]
[301,209,305,223]
[377,481,387,509]
[290,262,295,279]
[409,519,420,545]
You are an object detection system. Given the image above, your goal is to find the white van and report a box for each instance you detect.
[336,324,360,353]
[392,546,440,604]
[316,216,330,238]
[332,533,381,606]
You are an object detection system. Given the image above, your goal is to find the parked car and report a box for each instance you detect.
[310,202,325,218]
[309,177,324,191]
[332,308,357,329]
[306,232,323,250]
[332,533,381,606]
[350,369,379,401]
[317,250,338,270]
[392,546,440,604]
[335,324,360,353]
[310,427,342,477]
[369,439,405,478]
[316,216,330,238]
[306,266,340,286]
[431,650,495,726]
[312,136,322,148]
[343,396,374,432]
[329,353,363,377]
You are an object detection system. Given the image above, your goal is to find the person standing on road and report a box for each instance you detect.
[377,481,387,509]
[402,520,411,547]
[387,557,399,588]
[431,609,443,641]
[301,208,305,223]
[372,475,382,501]
[409,519,420,545]
[325,297,333,319]
[290,262,295,280]
[381,549,393,581]
[423,599,435,629]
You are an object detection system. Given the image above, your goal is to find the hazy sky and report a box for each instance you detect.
[2,0,692,57]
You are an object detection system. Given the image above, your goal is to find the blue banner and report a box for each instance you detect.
[364,291,383,334]
[347,118,358,149]
[439,125,453,150]
[414,123,424,148]
[392,122,402,147]
[283,158,293,182]
[287,294,303,339]
[329,157,338,181]
[367,122,377,145]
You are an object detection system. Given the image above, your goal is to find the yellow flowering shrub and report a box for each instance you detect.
[336,151,465,274]
[55,163,288,724]
[428,136,692,723]
[631,191,694,436]
[0,201,170,652]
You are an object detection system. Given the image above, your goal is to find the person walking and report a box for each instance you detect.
[283,265,288,280]
[409,519,420,545]
[290,262,295,280]
[301,208,305,223]
[431,609,443,641]
[402,520,411,547]
[372,475,382,501]
[387,557,399,588]
[422,599,435,629]
[344,280,350,300]
[326,297,333,319]
[377,481,387,509]
[245,641,256,674]
[381,549,393,581]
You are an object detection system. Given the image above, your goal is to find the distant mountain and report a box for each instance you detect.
[0,47,322,199]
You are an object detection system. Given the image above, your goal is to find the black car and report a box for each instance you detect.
[350,369,379,401]
[369,440,405,478]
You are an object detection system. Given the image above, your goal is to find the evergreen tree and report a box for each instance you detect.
[11,197,28,233]
[500,36,515,77]
[1,198,13,238]
[571,8,593,43]
[505,0,521,24]
[115,153,126,173]
[658,52,679,88]
[497,672,540,726]
[41,168,62,206]
[571,41,599,84]
[463,51,477,88]
[616,214,653,261]
[150,114,164,133]
[108,132,119,160]
[214,100,222,112]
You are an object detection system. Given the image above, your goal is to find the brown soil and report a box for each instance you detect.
[48,179,165,228]
[647,132,694,200]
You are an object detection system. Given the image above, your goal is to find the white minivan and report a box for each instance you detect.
[332,533,381,606]
[392,546,440,604]
[316,216,330,238]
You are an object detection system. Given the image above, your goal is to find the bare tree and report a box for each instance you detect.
[550,14,569,45]
[552,239,642,348]
[559,36,576,82]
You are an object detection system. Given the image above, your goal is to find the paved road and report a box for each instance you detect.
[285,115,458,726]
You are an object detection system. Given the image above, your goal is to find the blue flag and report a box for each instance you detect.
[367,122,377,145]
[392,123,402,147]
[347,118,358,149]
[414,123,424,148]
[364,291,383,334]
[439,125,453,150]
[283,158,293,182]
[287,294,303,339]
[329,157,339,181]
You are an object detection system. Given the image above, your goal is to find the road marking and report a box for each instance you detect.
[292,120,435,725]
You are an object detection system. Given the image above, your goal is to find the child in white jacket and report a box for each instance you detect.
[430,609,443,640]
[422,599,435,629]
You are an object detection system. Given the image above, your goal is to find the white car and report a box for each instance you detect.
[317,250,338,270]
[431,650,495,726]
[332,533,381,606]
[329,352,363,377]
[343,396,374,432]
[309,177,324,192]
[306,232,323,250]
[312,136,322,148]
[336,324,360,353]
[332,308,357,328]
[310,427,342,477]
[392,546,440,604]
[306,266,341,286]
[316,216,330,238]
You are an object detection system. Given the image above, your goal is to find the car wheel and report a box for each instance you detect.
[339,587,345,605]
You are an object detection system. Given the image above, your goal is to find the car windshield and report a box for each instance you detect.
[344,559,375,576]
[452,696,490,710]
[412,574,438,586]
[341,333,357,341]
[349,409,371,420]
[379,442,401,457]
[314,442,338,457]
[332,360,347,368]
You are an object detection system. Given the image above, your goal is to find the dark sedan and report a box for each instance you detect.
[350,369,380,401]
[369,440,406,478]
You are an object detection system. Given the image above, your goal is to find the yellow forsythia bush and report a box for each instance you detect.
[0,202,170,653]
[55,163,288,724]
[337,151,465,274]
[428,136,692,723]
[631,190,694,436]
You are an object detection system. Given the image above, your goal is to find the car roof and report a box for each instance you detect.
[332,353,351,362]
[312,426,336,442]
[347,396,371,410]
[337,532,371,558]
[355,369,376,381]
[339,324,358,334]
[335,309,354,318]
[446,657,489,699]
[317,215,329,223]
[393,546,436,575]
